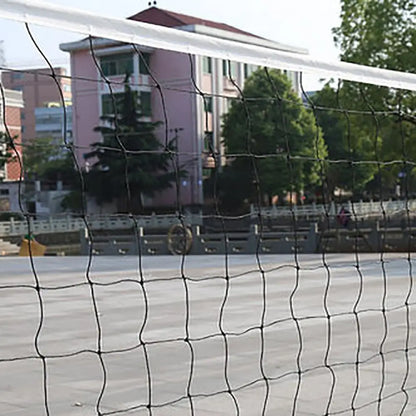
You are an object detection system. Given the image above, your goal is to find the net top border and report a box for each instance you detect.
[2,0,416,92]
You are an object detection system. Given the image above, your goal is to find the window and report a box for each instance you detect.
[101,91,151,117]
[225,97,234,111]
[223,60,238,78]
[204,131,214,152]
[101,93,124,115]
[204,97,213,113]
[244,64,258,78]
[100,54,134,76]
[140,91,151,117]
[284,70,297,87]
[222,60,227,77]
[139,53,151,75]
[202,56,212,74]
[0,189,9,195]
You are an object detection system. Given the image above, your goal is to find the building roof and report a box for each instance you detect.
[128,7,261,39]
[60,6,307,55]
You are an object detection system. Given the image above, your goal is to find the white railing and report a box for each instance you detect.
[251,199,416,219]
[1,200,414,237]
[0,212,203,237]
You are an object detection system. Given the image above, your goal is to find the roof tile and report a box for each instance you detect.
[128,7,260,38]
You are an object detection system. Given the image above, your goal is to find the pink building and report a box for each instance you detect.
[60,6,306,210]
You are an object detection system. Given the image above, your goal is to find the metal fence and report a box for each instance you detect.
[0,212,203,237]
[250,199,416,219]
[1,199,415,239]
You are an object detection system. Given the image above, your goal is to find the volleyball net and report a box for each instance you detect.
[0,1,416,415]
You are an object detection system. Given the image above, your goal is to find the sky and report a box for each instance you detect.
[0,0,342,88]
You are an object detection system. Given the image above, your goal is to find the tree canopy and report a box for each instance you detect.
[21,136,81,211]
[334,0,416,71]
[312,85,380,198]
[85,77,180,213]
[327,0,416,197]
[23,137,75,183]
[217,69,326,210]
[333,0,416,115]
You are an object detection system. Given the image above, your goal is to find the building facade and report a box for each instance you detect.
[34,104,73,144]
[1,67,71,143]
[60,7,306,209]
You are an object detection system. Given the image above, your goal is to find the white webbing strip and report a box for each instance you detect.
[2,0,416,92]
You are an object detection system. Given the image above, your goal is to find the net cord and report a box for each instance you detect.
[187,55,241,415]
[397,99,414,415]
[227,65,270,414]
[2,0,416,91]
[300,74,337,415]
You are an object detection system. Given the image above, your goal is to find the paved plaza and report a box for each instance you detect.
[1,253,416,415]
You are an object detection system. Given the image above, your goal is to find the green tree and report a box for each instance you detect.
[333,0,416,195]
[85,77,180,213]
[334,0,416,70]
[218,69,326,210]
[23,137,72,181]
[334,0,416,118]
[22,137,81,211]
[313,84,379,198]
